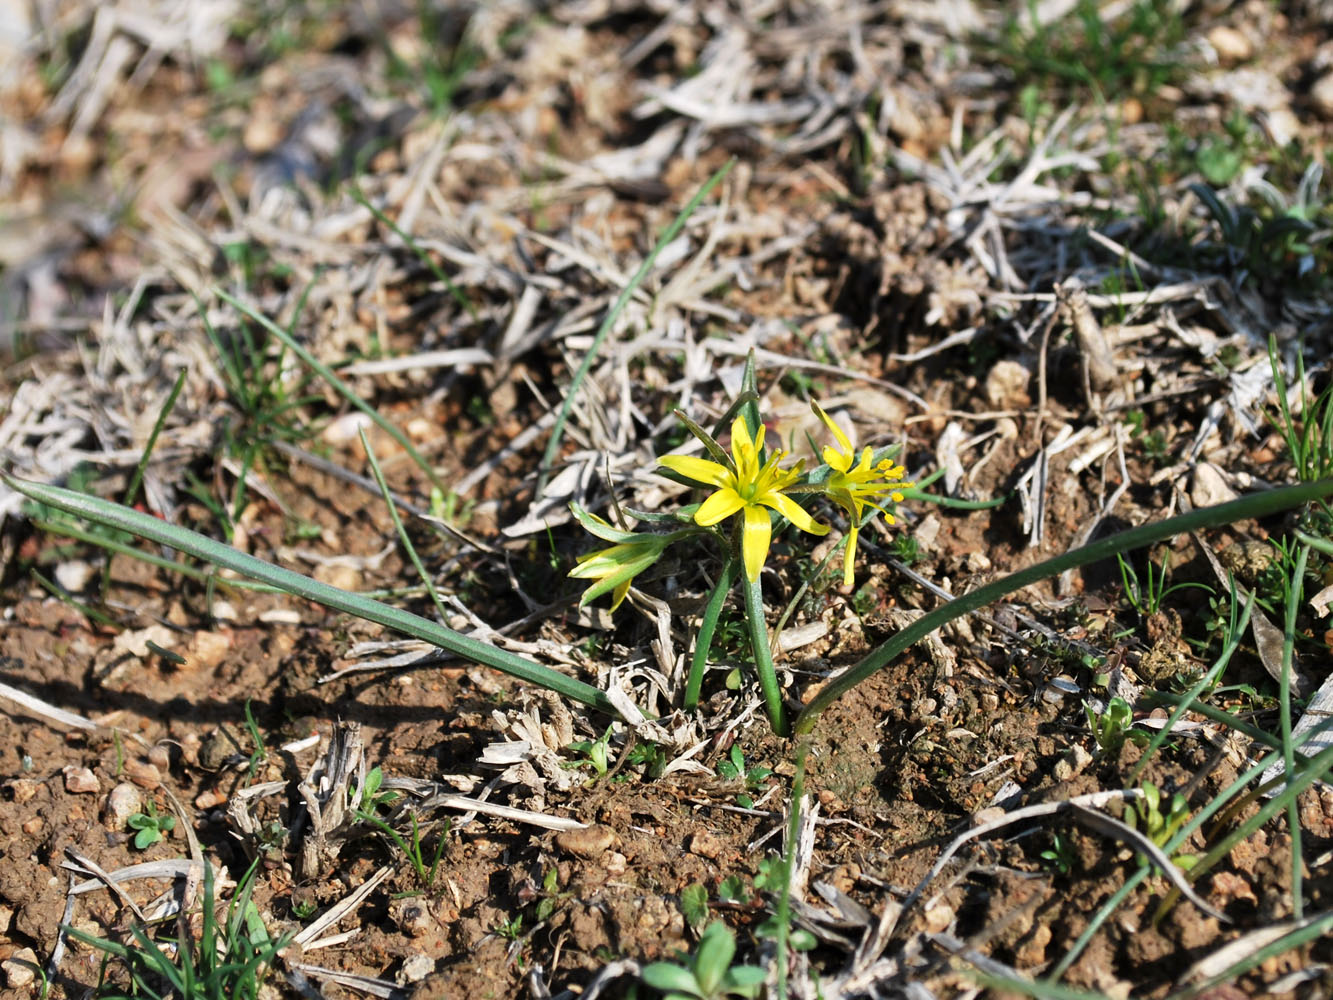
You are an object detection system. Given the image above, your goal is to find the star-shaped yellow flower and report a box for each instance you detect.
[813,402,912,587]
[659,416,828,582]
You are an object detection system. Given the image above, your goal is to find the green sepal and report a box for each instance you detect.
[671,408,734,471]
[569,501,641,543]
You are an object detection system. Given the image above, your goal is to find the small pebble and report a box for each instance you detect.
[985,359,1031,409]
[555,824,617,860]
[972,806,1006,827]
[1190,462,1237,507]
[2,947,38,988]
[54,559,95,592]
[122,759,161,790]
[399,954,435,985]
[62,766,99,794]
[194,788,228,810]
[1207,25,1252,63]
[923,902,954,933]
[188,631,231,670]
[1311,72,1333,119]
[105,782,142,829]
[688,830,724,860]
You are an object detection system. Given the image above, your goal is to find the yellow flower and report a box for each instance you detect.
[659,416,828,582]
[568,539,667,610]
[567,504,672,610]
[812,402,912,587]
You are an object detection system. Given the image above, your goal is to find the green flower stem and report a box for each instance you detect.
[743,574,789,736]
[684,557,739,711]
[794,477,1333,735]
[6,476,619,718]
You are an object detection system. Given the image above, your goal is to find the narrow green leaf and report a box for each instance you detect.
[795,478,1333,734]
[672,409,735,471]
[6,476,618,717]
[539,160,735,492]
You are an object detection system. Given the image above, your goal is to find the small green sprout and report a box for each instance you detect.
[127,801,176,850]
[1040,831,1077,876]
[565,726,614,778]
[625,740,668,780]
[679,883,710,930]
[351,767,447,888]
[1117,549,1210,617]
[715,746,773,808]
[641,921,766,1000]
[65,858,290,999]
[1127,781,1196,870]
[1085,696,1145,754]
[716,875,749,904]
[355,766,401,815]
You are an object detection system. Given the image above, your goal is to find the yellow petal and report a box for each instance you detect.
[659,454,731,487]
[610,579,631,610]
[842,524,859,588]
[695,488,746,525]
[730,417,760,480]
[812,401,853,455]
[821,444,852,473]
[740,503,772,582]
[762,491,829,536]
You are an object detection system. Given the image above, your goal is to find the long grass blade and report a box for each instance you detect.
[537,160,734,493]
[794,478,1333,734]
[6,475,618,716]
[215,288,449,497]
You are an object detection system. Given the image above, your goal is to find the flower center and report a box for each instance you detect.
[739,481,759,501]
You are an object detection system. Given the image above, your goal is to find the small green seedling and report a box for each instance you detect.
[1040,830,1077,876]
[1086,696,1144,754]
[1127,781,1196,869]
[127,801,176,850]
[625,740,668,780]
[351,767,447,888]
[716,875,749,904]
[533,868,571,924]
[355,766,401,815]
[680,883,710,929]
[565,726,614,778]
[716,746,772,808]
[1117,549,1210,617]
[641,921,766,1000]
[66,858,290,1000]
